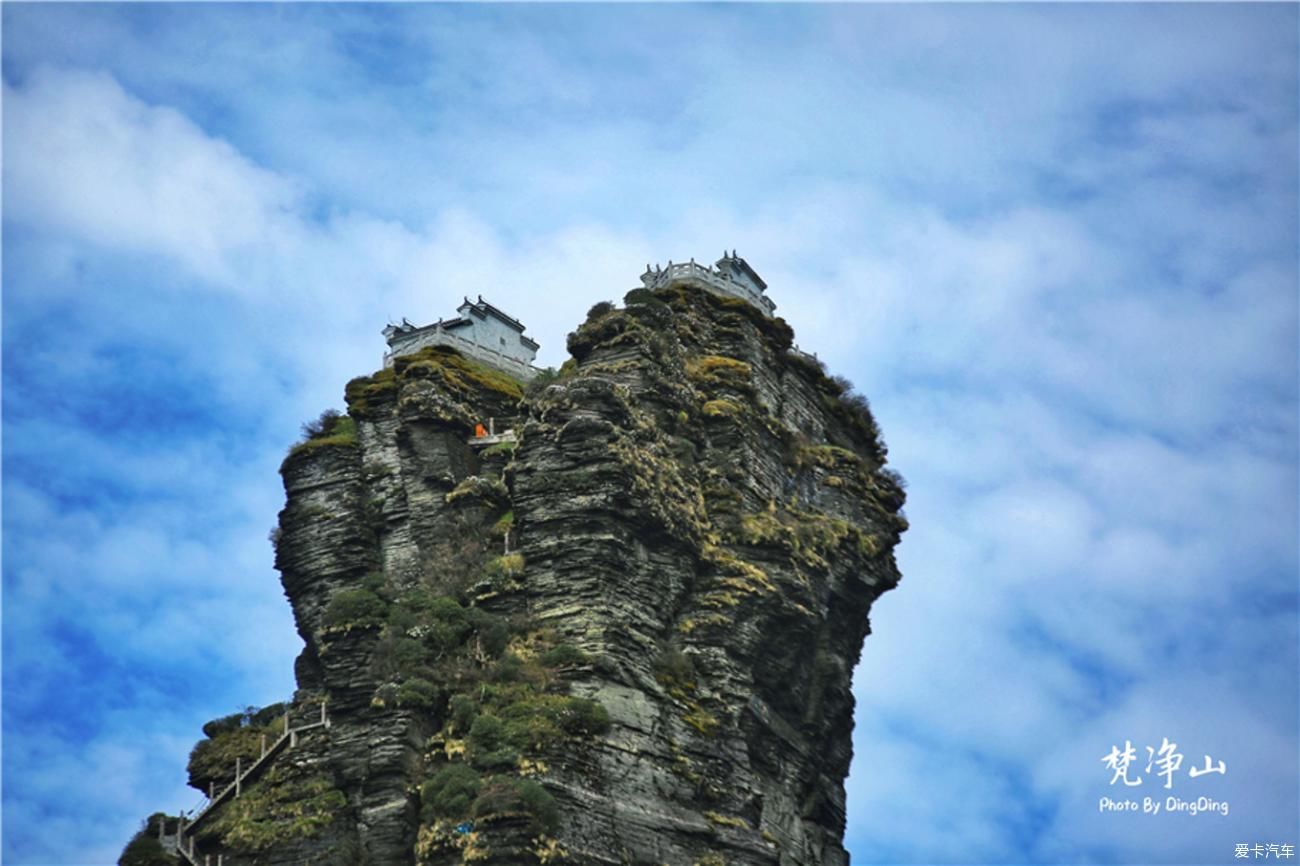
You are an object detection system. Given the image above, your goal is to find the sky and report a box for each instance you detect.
[2,3,1296,865]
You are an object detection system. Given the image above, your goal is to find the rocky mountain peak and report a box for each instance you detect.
[126,281,906,866]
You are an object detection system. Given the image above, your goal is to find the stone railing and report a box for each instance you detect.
[788,345,822,368]
[171,703,330,866]
[384,325,540,381]
[640,260,776,316]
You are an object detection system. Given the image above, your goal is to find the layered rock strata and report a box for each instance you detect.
[136,283,906,866]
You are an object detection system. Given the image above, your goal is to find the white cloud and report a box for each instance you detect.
[2,5,1294,865]
[4,67,304,286]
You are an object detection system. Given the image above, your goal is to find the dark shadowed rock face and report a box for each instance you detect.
[140,285,906,866]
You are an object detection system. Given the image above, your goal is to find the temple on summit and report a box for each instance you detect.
[640,250,776,316]
[382,253,776,381]
[382,295,541,380]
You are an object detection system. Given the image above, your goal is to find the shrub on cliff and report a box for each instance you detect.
[467,714,519,769]
[623,287,671,310]
[488,694,611,752]
[322,588,387,630]
[344,366,400,419]
[686,354,753,391]
[539,643,588,667]
[412,595,481,655]
[654,645,698,690]
[188,718,286,793]
[300,408,344,440]
[449,694,479,733]
[118,831,176,866]
[396,677,439,709]
[833,389,883,454]
[118,814,178,866]
[782,358,888,464]
[524,366,561,397]
[517,779,560,833]
[374,635,432,680]
[201,703,287,739]
[557,697,610,735]
[420,764,482,822]
[482,552,524,589]
[201,711,247,739]
[285,409,358,462]
[468,608,510,658]
[470,778,559,834]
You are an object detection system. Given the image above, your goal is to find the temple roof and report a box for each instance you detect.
[387,296,538,351]
[459,295,527,333]
[716,250,767,290]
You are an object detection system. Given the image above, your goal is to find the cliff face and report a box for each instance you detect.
[151,284,906,866]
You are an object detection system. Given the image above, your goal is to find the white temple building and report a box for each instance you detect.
[382,296,540,380]
[639,251,776,316]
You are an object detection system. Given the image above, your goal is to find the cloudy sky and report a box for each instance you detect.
[3,4,1296,864]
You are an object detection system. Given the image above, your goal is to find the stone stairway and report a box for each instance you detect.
[165,703,330,866]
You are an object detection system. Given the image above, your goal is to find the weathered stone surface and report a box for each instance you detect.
[133,286,906,866]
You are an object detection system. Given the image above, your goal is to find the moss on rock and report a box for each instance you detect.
[207,764,346,851]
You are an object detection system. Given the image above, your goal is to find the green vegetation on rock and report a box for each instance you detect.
[420,763,482,822]
[322,587,388,631]
[701,398,743,418]
[445,475,508,505]
[207,764,346,851]
[391,576,611,850]
[344,367,398,418]
[470,777,558,833]
[705,810,751,830]
[285,410,358,462]
[482,552,524,588]
[731,503,879,570]
[394,345,524,402]
[188,712,288,794]
[566,302,675,363]
[686,355,753,391]
[479,439,517,459]
[118,815,178,866]
[624,287,672,313]
[538,643,589,667]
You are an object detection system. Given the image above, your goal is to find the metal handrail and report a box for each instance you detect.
[175,704,329,861]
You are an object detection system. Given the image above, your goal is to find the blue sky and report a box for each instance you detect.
[2,4,1296,864]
